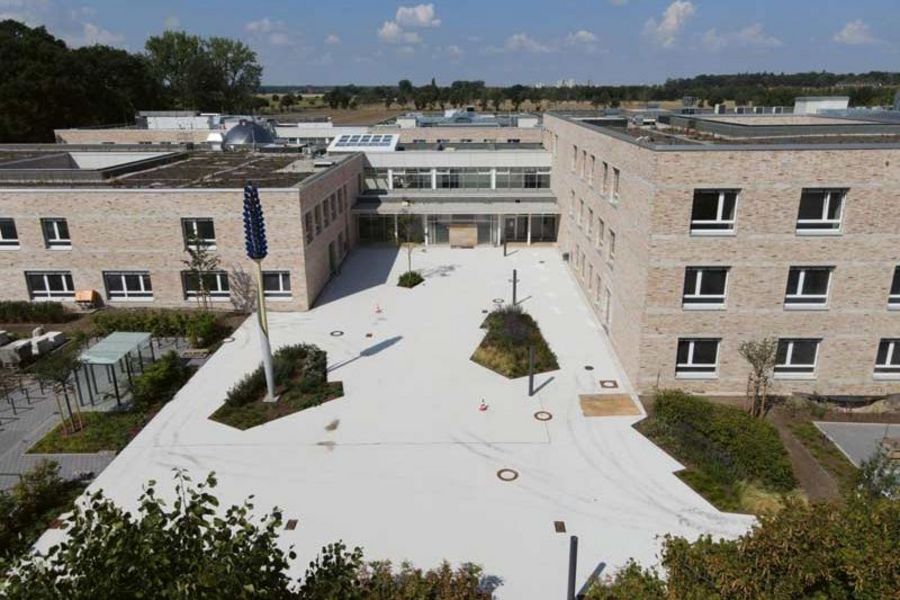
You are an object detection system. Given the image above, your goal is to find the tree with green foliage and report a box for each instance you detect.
[206,36,263,112]
[32,346,85,435]
[182,232,221,311]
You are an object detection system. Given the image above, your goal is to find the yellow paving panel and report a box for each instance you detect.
[579,394,641,417]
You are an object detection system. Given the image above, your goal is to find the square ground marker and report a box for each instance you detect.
[579,394,641,417]
[285,519,298,531]
[599,379,619,389]
[554,521,566,533]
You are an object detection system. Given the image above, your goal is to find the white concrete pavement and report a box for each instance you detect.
[37,246,753,598]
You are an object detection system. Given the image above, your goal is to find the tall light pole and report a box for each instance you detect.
[243,183,276,402]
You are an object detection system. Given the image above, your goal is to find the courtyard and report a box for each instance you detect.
[36,246,753,598]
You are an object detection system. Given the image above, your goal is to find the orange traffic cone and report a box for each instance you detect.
[479,400,488,412]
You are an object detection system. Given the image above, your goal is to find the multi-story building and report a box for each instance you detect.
[545,111,900,397]
[5,108,900,397]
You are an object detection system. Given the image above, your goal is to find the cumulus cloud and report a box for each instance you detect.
[78,22,124,46]
[566,30,597,45]
[0,0,126,47]
[702,23,782,51]
[163,15,180,30]
[325,33,340,45]
[395,4,441,28]
[435,44,463,61]
[833,20,879,45]
[377,20,422,44]
[644,0,695,47]
[245,18,297,47]
[504,32,552,53]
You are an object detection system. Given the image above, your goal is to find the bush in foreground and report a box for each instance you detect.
[397,271,424,288]
[2,471,495,599]
[131,350,193,410]
[92,310,227,348]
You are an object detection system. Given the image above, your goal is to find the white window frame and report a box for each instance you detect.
[675,338,720,379]
[588,155,595,187]
[682,267,729,310]
[571,145,577,173]
[784,267,832,309]
[874,339,900,379]
[587,208,593,238]
[603,287,612,327]
[889,267,900,310]
[0,218,19,249]
[41,218,71,249]
[608,230,616,262]
[596,218,604,250]
[577,199,584,226]
[774,339,820,379]
[262,271,292,300]
[182,271,230,301]
[796,189,844,235]
[611,167,620,203]
[182,217,216,249]
[103,271,153,301]
[690,190,738,235]
[26,271,75,300]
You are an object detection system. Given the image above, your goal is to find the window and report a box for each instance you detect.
[890,267,900,309]
[587,209,594,238]
[569,191,575,218]
[785,267,832,308]
[103,271,152,301]
[330,194,338,222]
[676,339,720,378]
[305,212,314,244]
[363,168,389,191]
[578,199,584,226]
[690,190,738,234]
[392,168,432,189]
[797,189,844,233]
[602,162,609,193]
[41,218,71,248]
[181,271,229,300]
[323,200,330,227]
[580,150,587,180]
[596,218,604,249]
[588,155,595,187]
[612,167,620,200]
[262,271,292,299]
[875,339,900,378]
[182,218,215,248]
[775,339,819,377]
[314,205,322,234]
[595,275,602,304]
[587,263,593,290]
[495,168,550,189]
[683,267,728,308]
[603,287,612,326]
[0,218,18,248]
[608,230,616,261]
[26,271,75,300]
[571,145,577,172]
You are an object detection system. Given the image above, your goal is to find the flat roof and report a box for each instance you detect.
[81,332,152,365]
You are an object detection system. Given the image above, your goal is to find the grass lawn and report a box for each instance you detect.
[471,307,559,378]
[210,382,344,430]
[787,421,859,494]
[28,410,150,454]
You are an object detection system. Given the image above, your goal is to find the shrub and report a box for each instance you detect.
[0,301,72,324]
[471,306,559,378]
[652,390,795,491]
[92,310,227,348]
[397,270,424,288]
[224,344,328,407]
[131,351,192,409]
[585,561,666,600]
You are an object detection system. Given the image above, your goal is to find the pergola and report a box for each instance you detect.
[79,332,154,405]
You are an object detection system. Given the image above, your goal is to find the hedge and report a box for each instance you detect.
[653,390,796,492]
[225,344,327,407]
[92,310,225,347]
[131,351,192,410]
[0,301,72,324]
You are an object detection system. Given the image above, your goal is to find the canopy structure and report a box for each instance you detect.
[80,332,155,405]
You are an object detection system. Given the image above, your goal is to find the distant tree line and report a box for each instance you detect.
[296,71,899,113]
[0,20,263,142]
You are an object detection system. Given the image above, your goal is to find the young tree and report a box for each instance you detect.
[397,208,424,275]
[182,232,220,311]
[33,350,84,434]
[739,337,778,418]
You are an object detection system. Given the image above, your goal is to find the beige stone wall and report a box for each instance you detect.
[0,156,364,312]
[546,113,900,396]
[55,129,211,145]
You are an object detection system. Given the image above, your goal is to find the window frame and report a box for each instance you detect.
[304,212,314,244]
[181,270,230,301]
[41,217,71,249]
[675,338,720,379]
[262,271,292,300]
[682,266,729,310]
[784,266,833,309]
[889,267,900,310]
[25,271,75,300]
[0,218,19,249]
[690,190,738,235]
[774,339,820,379]
[181,217,216,249]
[103,271,153,302]
[874,339,900,379]
[796,188,844,235]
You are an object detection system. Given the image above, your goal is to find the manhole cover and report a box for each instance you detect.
[492,298,504,304]
[284,519,298,531]
[222,337,235,344]
[584,365,594,371]
[534,411,553,422]
[599,379,619,389]
[497,468,519,482]
[554,520,566,533]
[330,330,344,337]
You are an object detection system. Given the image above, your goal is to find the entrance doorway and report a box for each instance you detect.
[503,216,528,242]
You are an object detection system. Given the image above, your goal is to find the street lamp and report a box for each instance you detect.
[243,183,276,402]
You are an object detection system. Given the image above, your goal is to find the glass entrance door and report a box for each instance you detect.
[503,216,528,242]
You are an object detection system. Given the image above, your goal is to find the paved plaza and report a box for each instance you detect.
[815,422,900,467]
[37,246,753,598]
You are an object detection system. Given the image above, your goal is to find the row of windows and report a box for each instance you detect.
[0,218,72,249]
[572,195,617,262]
[567,145,620,201]
[691,188,846,235]
[678,266,900,310]
[304,185,349,245]
[23,270,292,302]
[362,167,551,192]
[675,338,900,380]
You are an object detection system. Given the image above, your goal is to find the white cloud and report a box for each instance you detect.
[377,20,422,44]
[395,3,441,28]
[163,15,180,30]
[833,19,879,45]
[245,18,298,47]
[434,44,463,61]
[325,33,340,45]
[644,0,695,47]
[245,17,281,34]
[566,30,597,45]
[0,0,125,47]
[702,23,782,51]
[78,22,124,46]
[505,32,552,54]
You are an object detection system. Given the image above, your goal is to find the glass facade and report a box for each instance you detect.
[357,213,557,246]
[363,166,551,192]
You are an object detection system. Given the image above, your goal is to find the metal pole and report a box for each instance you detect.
[567,535,578,600]
[84,366,94,406]
[255,259,277,402]
[503,239,507,257]
[111,367,120,406]
[512,269,518,306]
[528,346,535,397]
[90,364,99,394]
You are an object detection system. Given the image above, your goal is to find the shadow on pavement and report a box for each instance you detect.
[328,335,403,372]
[314,246,400,307]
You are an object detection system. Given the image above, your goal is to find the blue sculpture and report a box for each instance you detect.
[243,183,268,260]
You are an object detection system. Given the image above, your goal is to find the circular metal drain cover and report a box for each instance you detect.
[492,298,504,304]
[584,365,594,371]
[534,411,553,422]
[497,468,519,482]
[330,330,344,337]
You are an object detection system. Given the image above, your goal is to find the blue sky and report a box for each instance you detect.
[3,0,898,85]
